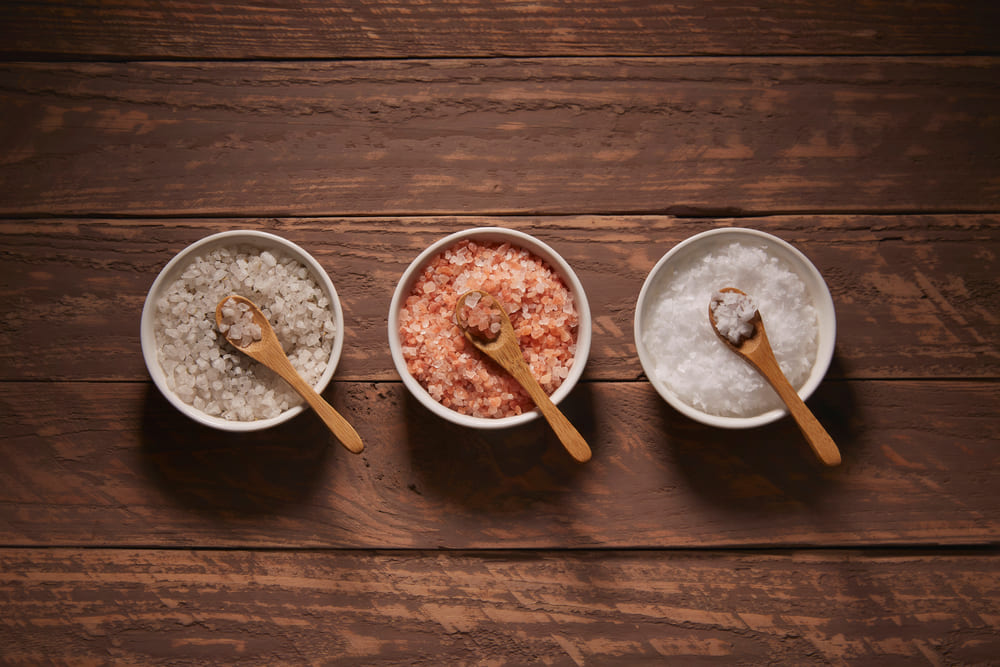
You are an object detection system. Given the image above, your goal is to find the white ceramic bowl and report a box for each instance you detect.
[388,227,592,429]
[140,230,345,431]
[634,227,836,429]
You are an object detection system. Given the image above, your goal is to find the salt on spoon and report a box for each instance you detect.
[216,295,364,454]
[455,290,592,463]
[709,287,841,467]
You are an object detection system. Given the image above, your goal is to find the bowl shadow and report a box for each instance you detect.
[654,355,861,515]
[140,384,334,518]
[401,382,596,516]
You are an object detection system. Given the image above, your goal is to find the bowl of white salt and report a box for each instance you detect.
[634,227,836,429]
[388,227,591,430]
[141,230,344,431]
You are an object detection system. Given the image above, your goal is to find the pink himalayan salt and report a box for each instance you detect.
[456,291,504,341]
[399,239,578,419]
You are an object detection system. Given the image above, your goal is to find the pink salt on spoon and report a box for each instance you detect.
[709,287,840,466]
[455,290,592,463]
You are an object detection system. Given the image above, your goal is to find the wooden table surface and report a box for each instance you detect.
[2,2,999,664]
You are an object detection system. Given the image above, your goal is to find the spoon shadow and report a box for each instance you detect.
[401,382,596,516]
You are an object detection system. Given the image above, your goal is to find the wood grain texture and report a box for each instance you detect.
[2,379,997,549]
[1,0,998,59]
[1,548,997,665]
[2,215,997,382]
[2,58,998,217]
[3,2,999,661]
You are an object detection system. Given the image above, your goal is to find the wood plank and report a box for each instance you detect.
[2,216,997,382]
[1,58,998,216]
[1,0,997,59]
[1,548,997,664]
[1,380,997,549]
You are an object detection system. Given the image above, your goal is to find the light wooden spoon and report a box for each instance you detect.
[455,290,591,463]
[708,287,841,467]
[215,295,364,454]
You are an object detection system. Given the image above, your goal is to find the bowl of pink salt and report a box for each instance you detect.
[634,227,836,429]
[388,227,592,429]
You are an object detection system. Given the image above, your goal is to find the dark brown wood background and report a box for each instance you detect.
[1,2,998,664]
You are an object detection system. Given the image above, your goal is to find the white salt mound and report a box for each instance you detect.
[154,245,336,421]
[642,241,818,418]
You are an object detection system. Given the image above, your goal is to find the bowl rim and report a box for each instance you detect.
[140,229,345,432]
[633,226,836,429]
[388,226,592,430]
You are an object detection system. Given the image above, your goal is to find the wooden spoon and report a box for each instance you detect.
[708,287,841,467]
[455,290,591,463]
[215,295,364,454]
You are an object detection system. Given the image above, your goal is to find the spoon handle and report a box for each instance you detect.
[523,378,593,464]
[258,345,365,454]
[494,342,592,463]
[751,351,841,467]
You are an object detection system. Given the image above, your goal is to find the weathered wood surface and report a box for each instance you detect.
[2,58,998,217]
[1,0,998,59]
[2,380,996,549]
[2,215,998,383]
[1,548,997,665]
[2,0,999,662]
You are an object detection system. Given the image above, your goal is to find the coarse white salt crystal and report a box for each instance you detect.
[642,240,818,418]
[217,297,265,349]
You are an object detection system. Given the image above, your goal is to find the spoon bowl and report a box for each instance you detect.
[455,290,592,463]
[709,287,840,467]
[216,295,364,454]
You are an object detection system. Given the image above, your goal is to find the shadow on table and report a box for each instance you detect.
[139,385,333,518]
[655,356,861,513]
[401,381,595,516]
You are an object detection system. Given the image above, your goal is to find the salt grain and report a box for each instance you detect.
[217,297,263,349]
[456,292,504,341]
[711,290,757,345]
[643,241,818,417]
